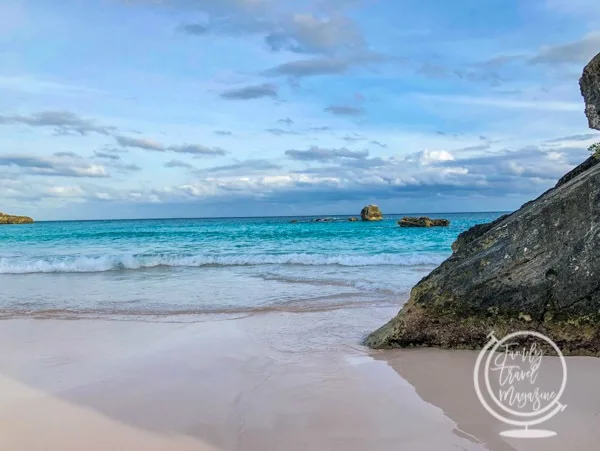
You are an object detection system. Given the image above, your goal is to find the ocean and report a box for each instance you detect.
[0,212,503,322]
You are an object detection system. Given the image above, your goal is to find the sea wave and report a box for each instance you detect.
[0,252,445,274]
[257,272,413,295]
[0,294,396,320]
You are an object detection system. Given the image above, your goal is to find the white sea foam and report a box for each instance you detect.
[0,253,446,274]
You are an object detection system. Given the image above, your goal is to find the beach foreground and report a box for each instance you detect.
[1,315,599,451]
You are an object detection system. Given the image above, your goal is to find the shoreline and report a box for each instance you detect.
[1,316,599,451]
[26,211,511,223]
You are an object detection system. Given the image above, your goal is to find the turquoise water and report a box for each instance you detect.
[0,213,503,319]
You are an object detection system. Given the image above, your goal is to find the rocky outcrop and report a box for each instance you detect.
[366,157,600,355]
[0,212,34,224]
[366,53,600,356]
[451,214,509,252]
[398,217,450,228]
[580,52,600,131]
[556,155,600,187]
[348,217,359,222]
[361,205,383,221]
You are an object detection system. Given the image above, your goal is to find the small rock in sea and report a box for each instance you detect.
[290,220,298,223]
[361,205,383,221]
[398,216,450,227]
[348,217,358,222]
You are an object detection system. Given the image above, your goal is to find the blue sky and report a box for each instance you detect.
[1,0,599,220]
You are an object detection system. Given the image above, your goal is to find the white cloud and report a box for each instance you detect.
[406,149,456,166]
[417,94,581,112]
[530,32,600,65]
[546,151,565,161]
[0,76,105,96]
[0,154,109,178]
[47,186,86,197]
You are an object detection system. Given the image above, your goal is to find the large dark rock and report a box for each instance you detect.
[366,53,600,355]
[0,212,34,224]
[361,205,383,221]
[366,158,600,355]
[580,52,600,131]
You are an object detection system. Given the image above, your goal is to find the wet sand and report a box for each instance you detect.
[0,316,598,451]
[0,375,213,451]
[375,348,600,451]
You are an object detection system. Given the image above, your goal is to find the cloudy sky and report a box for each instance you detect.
[1,0,599,220]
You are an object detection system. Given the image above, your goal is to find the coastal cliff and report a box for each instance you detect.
[366,53,600,355]
[0,212,34,224]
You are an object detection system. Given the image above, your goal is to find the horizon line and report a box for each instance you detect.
[32,210,512,223]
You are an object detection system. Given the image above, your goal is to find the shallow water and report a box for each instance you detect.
[0,212,503,320]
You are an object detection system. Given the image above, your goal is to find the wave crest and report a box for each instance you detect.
[0,253,445,274]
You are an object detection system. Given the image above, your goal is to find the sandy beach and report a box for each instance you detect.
[1,315,598,451]
[3,0,600,449]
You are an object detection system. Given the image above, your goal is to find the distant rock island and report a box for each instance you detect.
[366,52,600,356]
[361,205,383,221]
[398,217,450,227]
[0,211,34,225]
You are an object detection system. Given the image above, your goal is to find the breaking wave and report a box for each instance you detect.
[256,272,413,295]
[0,252,445,274]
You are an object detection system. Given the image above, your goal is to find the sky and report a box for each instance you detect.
[1,0,599,220]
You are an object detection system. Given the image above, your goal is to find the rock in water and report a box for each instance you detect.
[366,53,600,355]
[580,52,600,130]
[361,205,383,221]
[0,212,34,224]
[398,217,450,227]
[348,217,359,222]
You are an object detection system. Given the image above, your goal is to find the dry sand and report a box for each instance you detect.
[0,316,598,451]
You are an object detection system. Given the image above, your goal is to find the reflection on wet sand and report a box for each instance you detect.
[373,348,600,451]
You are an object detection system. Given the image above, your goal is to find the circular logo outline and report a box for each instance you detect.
[473,330,568,429]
